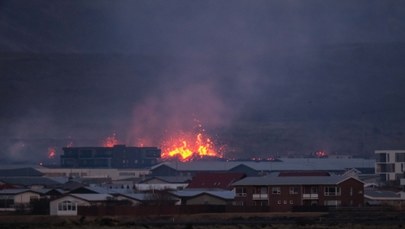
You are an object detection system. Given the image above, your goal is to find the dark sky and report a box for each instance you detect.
[1,0,405,162]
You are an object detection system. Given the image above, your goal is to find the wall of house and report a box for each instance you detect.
[234,178,364,211]
[50,196,90,216]
[115,196,142,206]
[337,178,364,207]
[186,195,227,205]
[14,192,40,204]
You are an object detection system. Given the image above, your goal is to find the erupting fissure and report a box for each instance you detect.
[161,132,222,162]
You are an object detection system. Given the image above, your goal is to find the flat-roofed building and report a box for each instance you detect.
[60,145,161,169]
[375,150,405,183]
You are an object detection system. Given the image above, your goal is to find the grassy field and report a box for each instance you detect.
[0,211,404,229]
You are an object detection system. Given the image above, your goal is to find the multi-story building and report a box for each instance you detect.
[375,150,405,183]
[232,175,364,211]
[60,145,161,169]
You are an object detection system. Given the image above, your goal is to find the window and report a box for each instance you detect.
[324,200,341,206]
[235,187,247,197]
[283,200,287,204]
[350,187,353,196]
[255,186,268,194]
[289,200,294,204]
[396,153,405,162]
[277,200,281,204]
[58,200,76,211]
[289,186,299,194]
[324,186,341,196]
[272,187,281,194]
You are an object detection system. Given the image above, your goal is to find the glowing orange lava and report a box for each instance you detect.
[162,132,221,162]
[103,133,119,147]
[48,147,56,159]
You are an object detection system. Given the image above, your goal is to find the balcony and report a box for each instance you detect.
[302,194,318,199]
[252,194,268,200]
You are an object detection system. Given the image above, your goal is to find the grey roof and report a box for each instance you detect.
[70,193,113,201]
[171,190,235,200]
[141,176,192,184]
[0,177,62,187]
[232,175,361,186]
[0,189,41,195]
[152,158,375,172]
[72,186,128,194]
[0,167,43,177]
[116,193,148,201]
[364,190,401,199]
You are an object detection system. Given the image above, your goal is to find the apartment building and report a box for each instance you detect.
[232,175,364,211]
[375,150,405,183]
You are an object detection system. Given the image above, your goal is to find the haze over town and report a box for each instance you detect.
[1,1,405,163]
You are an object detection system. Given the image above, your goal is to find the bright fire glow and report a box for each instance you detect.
[48,147,56,159]
[103,133,119,147]
[161,132,222,162]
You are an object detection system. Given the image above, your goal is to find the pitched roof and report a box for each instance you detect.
[0,167,43,177]
[364,190,403,200]
[187,172,245,190]
[152,158,375,173]
[171,190,235,200]
[115,193,148,201]
[0,189,41,195]
[140,176,192,184]
[0,177,61,187]
[232,175,362,186]
[70,185,132,195]
[278,171,330,177]
[70,193,113,202]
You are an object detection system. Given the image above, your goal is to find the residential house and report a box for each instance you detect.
[187,172,245,190]
[364,190,405,210]
[151,158,375,177]
[49,193,113,216]
[135,176,191,191]
[232,175,364,211]
[171,190,235,205]
[0,189,41,211]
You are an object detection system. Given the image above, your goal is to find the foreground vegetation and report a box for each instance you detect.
[0,210,404,229]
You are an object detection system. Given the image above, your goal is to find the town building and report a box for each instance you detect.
[60,145,161,169]
[232,175,364,211]
[151,158,375,177]
[49,193,113,216]
[0,189,42,211]
[375,150,405,184]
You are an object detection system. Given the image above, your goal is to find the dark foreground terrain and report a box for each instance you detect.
[0,209,404,229]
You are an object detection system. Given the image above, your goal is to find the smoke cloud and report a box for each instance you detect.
[1,1,405,162]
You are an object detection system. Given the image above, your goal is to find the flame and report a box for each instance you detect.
[162,132,222,162]
[103,133,119,147]
[48,147,56,159]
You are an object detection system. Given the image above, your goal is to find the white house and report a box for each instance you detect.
[49,193,112,216]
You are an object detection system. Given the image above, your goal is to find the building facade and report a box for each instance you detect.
[232,176,364,211]
[60,145,161,169]
[375,150,405,183]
